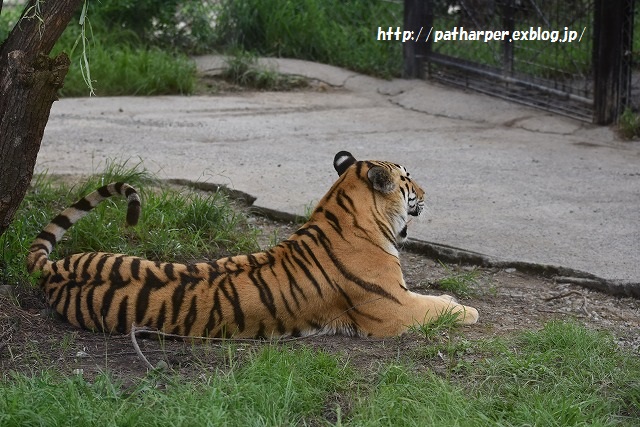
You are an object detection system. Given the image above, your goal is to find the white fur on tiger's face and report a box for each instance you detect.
[27,151,477,339]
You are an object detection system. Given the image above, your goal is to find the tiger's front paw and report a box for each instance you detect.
[457,304,479,324]
[440,295,479,325]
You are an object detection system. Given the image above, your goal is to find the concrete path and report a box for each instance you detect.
[36,56,640,294]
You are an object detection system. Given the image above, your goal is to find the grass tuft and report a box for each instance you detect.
[617,107,640,140]
[408,306,462,342]
[0,162,259,288]
[432,262,480,298]
[221,50,309,91]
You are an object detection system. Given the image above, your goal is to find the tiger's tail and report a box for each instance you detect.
[26,182,141,274]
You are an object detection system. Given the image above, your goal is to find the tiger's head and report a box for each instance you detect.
[331,151,425,246]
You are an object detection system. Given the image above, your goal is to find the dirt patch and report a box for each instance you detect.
[1,210,639,384]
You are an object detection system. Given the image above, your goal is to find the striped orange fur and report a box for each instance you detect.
[27,152,478,338]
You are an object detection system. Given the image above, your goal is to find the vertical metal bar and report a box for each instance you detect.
[620,0,635,111]
[593,0,628,124]
[403,0,428,78]
[502,0,515,77]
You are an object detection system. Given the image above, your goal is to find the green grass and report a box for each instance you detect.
[618,107,640,139]
[0,346,353,427]
[1,322,637,426]
[216,0,403,79]
[1,3,198,97]
[57,41,197,97]
[351,321,640,426]
[433,262,480,298]
[408,305,463,342]
[221,50,309,91]
[0,162,259,288]
[50,20,197,97]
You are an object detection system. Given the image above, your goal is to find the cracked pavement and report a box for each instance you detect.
[36,56,640,293]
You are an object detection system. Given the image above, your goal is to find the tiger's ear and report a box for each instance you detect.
[367,166,396,194]
[334,151,356,176]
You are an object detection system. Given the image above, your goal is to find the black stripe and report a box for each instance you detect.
[157,301,167,330]
[126,200,141,225]
[75,279,85,329]
[98,185,113,198]
[124,186,137,197]
[179,268,202,289]
[183,295,198,336]
[116,296,129,333]
[72,197,92,212]
[248,261,277,318]
[323,210,343,235]
[102,257,126,326]
[294,227,318,244]
[281,254,305,306]
[289,239,311,263]
[219,276,245,331]
[60,280,75,320]
[80,252,98,282]
[286,238,323,296]
[135,285,151,325]
[207,263,221,283]
[164,263,176,280]
[300,239,335,291]
[108,256,126,284]
[137,267,164,325]
[85,284,102,331]
[337,189,355,211]
[70,253,83,275]
[374,217,396,248]
[316,232,400,304]
[170,277,186,324]
[50,273,67,308]
[130,258,141,280]
[29,243,49,252]
[335,190,372,239]
[91,254,109,284]
[204,287,223,336]
[51,214,73,230]
[36,230,57,249]
[291,253,323,296]
[279,290,295,317]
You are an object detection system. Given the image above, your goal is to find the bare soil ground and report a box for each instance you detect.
[1,211,639,385]
[2,75,639,382]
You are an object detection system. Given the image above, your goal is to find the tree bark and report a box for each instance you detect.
[0,0,84,237]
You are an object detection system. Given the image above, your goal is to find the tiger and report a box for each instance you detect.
[27,151,478,339]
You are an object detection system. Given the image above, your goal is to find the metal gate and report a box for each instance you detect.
[403,0,635,124]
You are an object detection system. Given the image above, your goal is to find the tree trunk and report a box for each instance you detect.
[0,0,84,237]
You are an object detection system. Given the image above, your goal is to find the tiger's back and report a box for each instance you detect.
[28,152,478,338]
